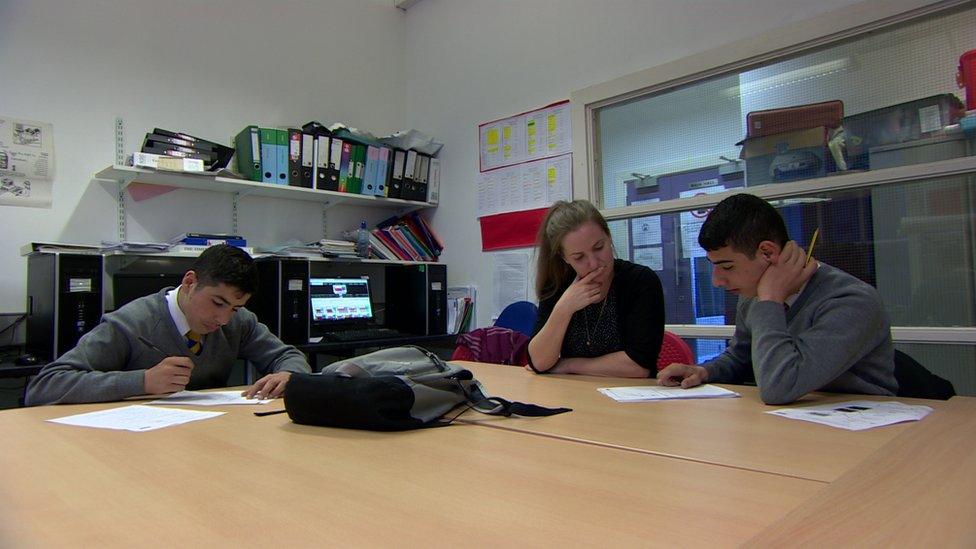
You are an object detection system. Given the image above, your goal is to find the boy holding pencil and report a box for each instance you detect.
[26,245,311,405]
[658,194,897,404]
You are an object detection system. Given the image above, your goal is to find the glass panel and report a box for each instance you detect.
[608,173,976,329]
[678,337,737,367]
[595,5,976,210]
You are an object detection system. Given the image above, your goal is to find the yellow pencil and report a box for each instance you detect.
[805,227,820,265]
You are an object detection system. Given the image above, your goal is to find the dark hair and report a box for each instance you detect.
[535,199,613,301]
[190,244,259,295]
[698,194,789,257]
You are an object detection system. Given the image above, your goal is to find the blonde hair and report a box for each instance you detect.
[535,199,612,301]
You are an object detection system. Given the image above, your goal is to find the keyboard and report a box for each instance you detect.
[321,328,405,342]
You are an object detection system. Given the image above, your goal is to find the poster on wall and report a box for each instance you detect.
[478,100,571,173]
[0,116,54,208]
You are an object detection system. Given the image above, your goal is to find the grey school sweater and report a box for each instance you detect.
[703,263,897,405]
[26,288,311,405]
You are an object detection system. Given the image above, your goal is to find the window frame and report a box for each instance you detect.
[568,0,976,346]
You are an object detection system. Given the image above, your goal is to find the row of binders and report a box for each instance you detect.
[234,123,440,203]
[368,211,444,262]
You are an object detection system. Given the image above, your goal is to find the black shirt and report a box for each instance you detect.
[530,259,665,373]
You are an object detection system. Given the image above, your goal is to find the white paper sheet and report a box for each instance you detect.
[149,390,272,406]
[599,384,740,402]
[544,154,573,204]
[0,115,55,207]
[525,111,547,158]
[543,102,571,157]
[0,116,54,179]
[492,252,529,320]
[47,405,224,432]
[476,153,572,217]
[766,400,933,431]
[0,117,54,208]
[633,247,664,271]
[678,184,724,259]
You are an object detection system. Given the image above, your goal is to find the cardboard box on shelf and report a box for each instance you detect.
[739,126,832,187]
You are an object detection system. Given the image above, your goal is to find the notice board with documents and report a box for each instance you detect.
[476,100,573,251]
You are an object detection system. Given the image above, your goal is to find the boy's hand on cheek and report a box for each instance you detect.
[757,241,816,303]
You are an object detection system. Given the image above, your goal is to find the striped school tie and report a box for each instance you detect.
[185,330,202,355]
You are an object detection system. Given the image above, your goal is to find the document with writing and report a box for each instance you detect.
[47,405,224,432]
[149,390,271,406]
[599,384,740,402]
[766,400,933,431]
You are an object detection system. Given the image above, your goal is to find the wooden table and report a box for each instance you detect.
[456,361,948,482]
[0,400,820,548]
[746,396,976,547]
[3,364,973,546]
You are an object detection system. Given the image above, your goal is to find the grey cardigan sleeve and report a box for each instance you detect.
[236,309,311,375]
[745,295,888,405]
[25,322,146,406]
[702,309,754,385]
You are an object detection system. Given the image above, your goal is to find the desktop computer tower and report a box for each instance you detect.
[26,253,104,361]
[251,258,310,344]
[385,264,447,335]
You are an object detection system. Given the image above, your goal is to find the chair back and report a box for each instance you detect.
[451,326,530,366]
[494,301,539,337]
[893,349,955,400]
[656,331,694,371]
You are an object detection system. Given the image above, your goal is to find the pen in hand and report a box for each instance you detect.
[137,335,168,357]
[805,227,820,265]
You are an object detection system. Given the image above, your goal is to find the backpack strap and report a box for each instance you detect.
[456,378,572,417]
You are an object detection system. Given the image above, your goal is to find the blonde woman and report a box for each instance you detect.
[527,200,664,377]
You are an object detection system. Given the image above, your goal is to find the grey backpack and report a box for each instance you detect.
[284,346,571,431]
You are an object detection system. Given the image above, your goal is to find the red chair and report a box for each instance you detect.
[656,331,694,371]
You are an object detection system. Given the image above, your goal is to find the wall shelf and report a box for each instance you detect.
[25,245,440,266]
[92,165,435,209]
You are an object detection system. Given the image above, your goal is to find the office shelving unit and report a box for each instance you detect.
[93,165,434,242]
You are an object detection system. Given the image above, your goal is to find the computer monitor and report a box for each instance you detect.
[309,276,373,332]
[113,273,183,311]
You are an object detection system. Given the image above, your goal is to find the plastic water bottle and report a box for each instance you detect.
[355,219,370,258]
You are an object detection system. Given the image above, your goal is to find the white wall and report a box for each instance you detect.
[402,0,865,327]
[1,0,897,323]
[0,0,406,312]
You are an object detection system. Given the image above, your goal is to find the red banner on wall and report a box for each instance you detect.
[479,207,548,251]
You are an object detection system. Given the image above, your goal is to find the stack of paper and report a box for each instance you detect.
[318,238,358,259]
[599,384,740,402]
[100,241,172,253]
[378,129,444,156]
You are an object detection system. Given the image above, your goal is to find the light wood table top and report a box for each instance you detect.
[455,361,948,482]
[746,395,976,547]
[0,400,822,548]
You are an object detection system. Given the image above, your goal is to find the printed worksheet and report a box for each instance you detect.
[766,400,933,431]
[47,405,224,432]
[149,390,272,406]
[599,384,740,402]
